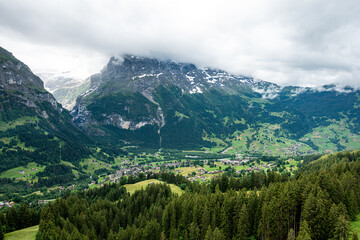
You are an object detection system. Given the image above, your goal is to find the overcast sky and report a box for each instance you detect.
[1,0,360,87]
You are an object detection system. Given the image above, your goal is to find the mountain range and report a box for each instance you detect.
[69,55,360,154]
[1,45,360,176]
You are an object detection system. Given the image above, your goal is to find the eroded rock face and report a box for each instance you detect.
[0,47,61,117]
[70,55,275,147]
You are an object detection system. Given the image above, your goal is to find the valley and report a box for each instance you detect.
[0,46,359,202]
[0,46,360,240]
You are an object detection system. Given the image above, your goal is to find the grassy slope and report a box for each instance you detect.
[351,213,360,235]
[0,162,45,179]
[124,179,183,195]
[203,116,360,156]
[4,225,38,240]
[0,116,38,132]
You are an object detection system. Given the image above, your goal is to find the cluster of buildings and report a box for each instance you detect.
[237,162,277,174]
[88,160,112,168]
[218,158,251,165]
[0,201,14,208]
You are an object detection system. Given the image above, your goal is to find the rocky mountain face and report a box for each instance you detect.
[71,56,269,148]
[1,47,359,158]
[71,55,360,152]
[0,47,60,118]
[0,46,89,173]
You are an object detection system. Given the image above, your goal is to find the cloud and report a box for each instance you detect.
[0,0,360,87]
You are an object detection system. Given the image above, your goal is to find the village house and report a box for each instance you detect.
[38,200,49,204]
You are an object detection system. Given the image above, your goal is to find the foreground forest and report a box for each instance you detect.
[21,150,358,239]
[1,150,360,240]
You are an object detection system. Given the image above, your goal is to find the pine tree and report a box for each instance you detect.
[287,228,295,240]
[221,197,234,239]
[353,232,359,240]
[212,227,225,240]
[162,205,171,238]
[5,207,17,232]
[201,206,210,238]
[237,204,249,240]
[108,230,116,240]
[220,174,229,192]
[160,232,166,240]
[332,215,351,240]
[0,225,4,240]
[212,203,221,229]
[189,222,200,240]
[205,228,212,240]
[297,220,311,240]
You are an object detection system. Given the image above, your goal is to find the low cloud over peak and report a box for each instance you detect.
[0,0,360,87]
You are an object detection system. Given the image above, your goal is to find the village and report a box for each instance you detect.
[0,153,297,209]
[85,156,281,188]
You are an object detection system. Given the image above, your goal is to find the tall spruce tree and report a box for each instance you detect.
[237,204,249,240]
[353,232,359,240]
[332,215,351,240]
[288,228,296,240]
[297,220,311,240]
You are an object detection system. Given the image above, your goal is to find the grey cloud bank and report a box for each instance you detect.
[0,0,360,87]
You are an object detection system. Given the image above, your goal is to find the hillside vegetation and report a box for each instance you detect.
[33,150,360,240]
[4,225,38,240]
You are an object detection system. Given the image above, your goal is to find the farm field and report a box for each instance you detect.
[4,225,39,240]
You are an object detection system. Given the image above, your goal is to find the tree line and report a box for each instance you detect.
[36,156,360,239]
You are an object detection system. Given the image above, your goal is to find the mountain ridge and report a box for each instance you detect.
[70,54,360,153]
[0,46,90,173]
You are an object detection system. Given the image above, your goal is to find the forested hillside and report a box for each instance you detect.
[72,55,360,154]
[33,150,360,240]
[0,46,91,174]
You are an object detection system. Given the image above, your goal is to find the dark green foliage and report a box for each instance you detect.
[236,204,250,240]
[288,228,296,240]
[0,212,4,240]
[353,232,359,240]
[332,215,351,240]
[153,86,252,148]
[79,76,360,150]
[0,94,36,122]
[2,204,40,233]
[268,90,360,138]
[300,150,360,174]
[35,153,360,240]
[0,49,91,174]
[297,220,312,240]
[86,92,158,122]
[0,117,90,173]
[102,124,160,148]
[34,164,75,187]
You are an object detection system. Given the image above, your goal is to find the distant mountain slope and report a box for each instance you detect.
[36,71,91,110]
[0,46,90,173]
[71,55,360,154]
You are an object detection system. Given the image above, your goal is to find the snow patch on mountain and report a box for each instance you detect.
[189,86,203,94]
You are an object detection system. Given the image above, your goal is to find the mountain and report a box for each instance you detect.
[0,46,90,173]
[36,71,91,110]
[72,55,360,154]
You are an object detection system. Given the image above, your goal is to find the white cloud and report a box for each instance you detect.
[0,0,360,87]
